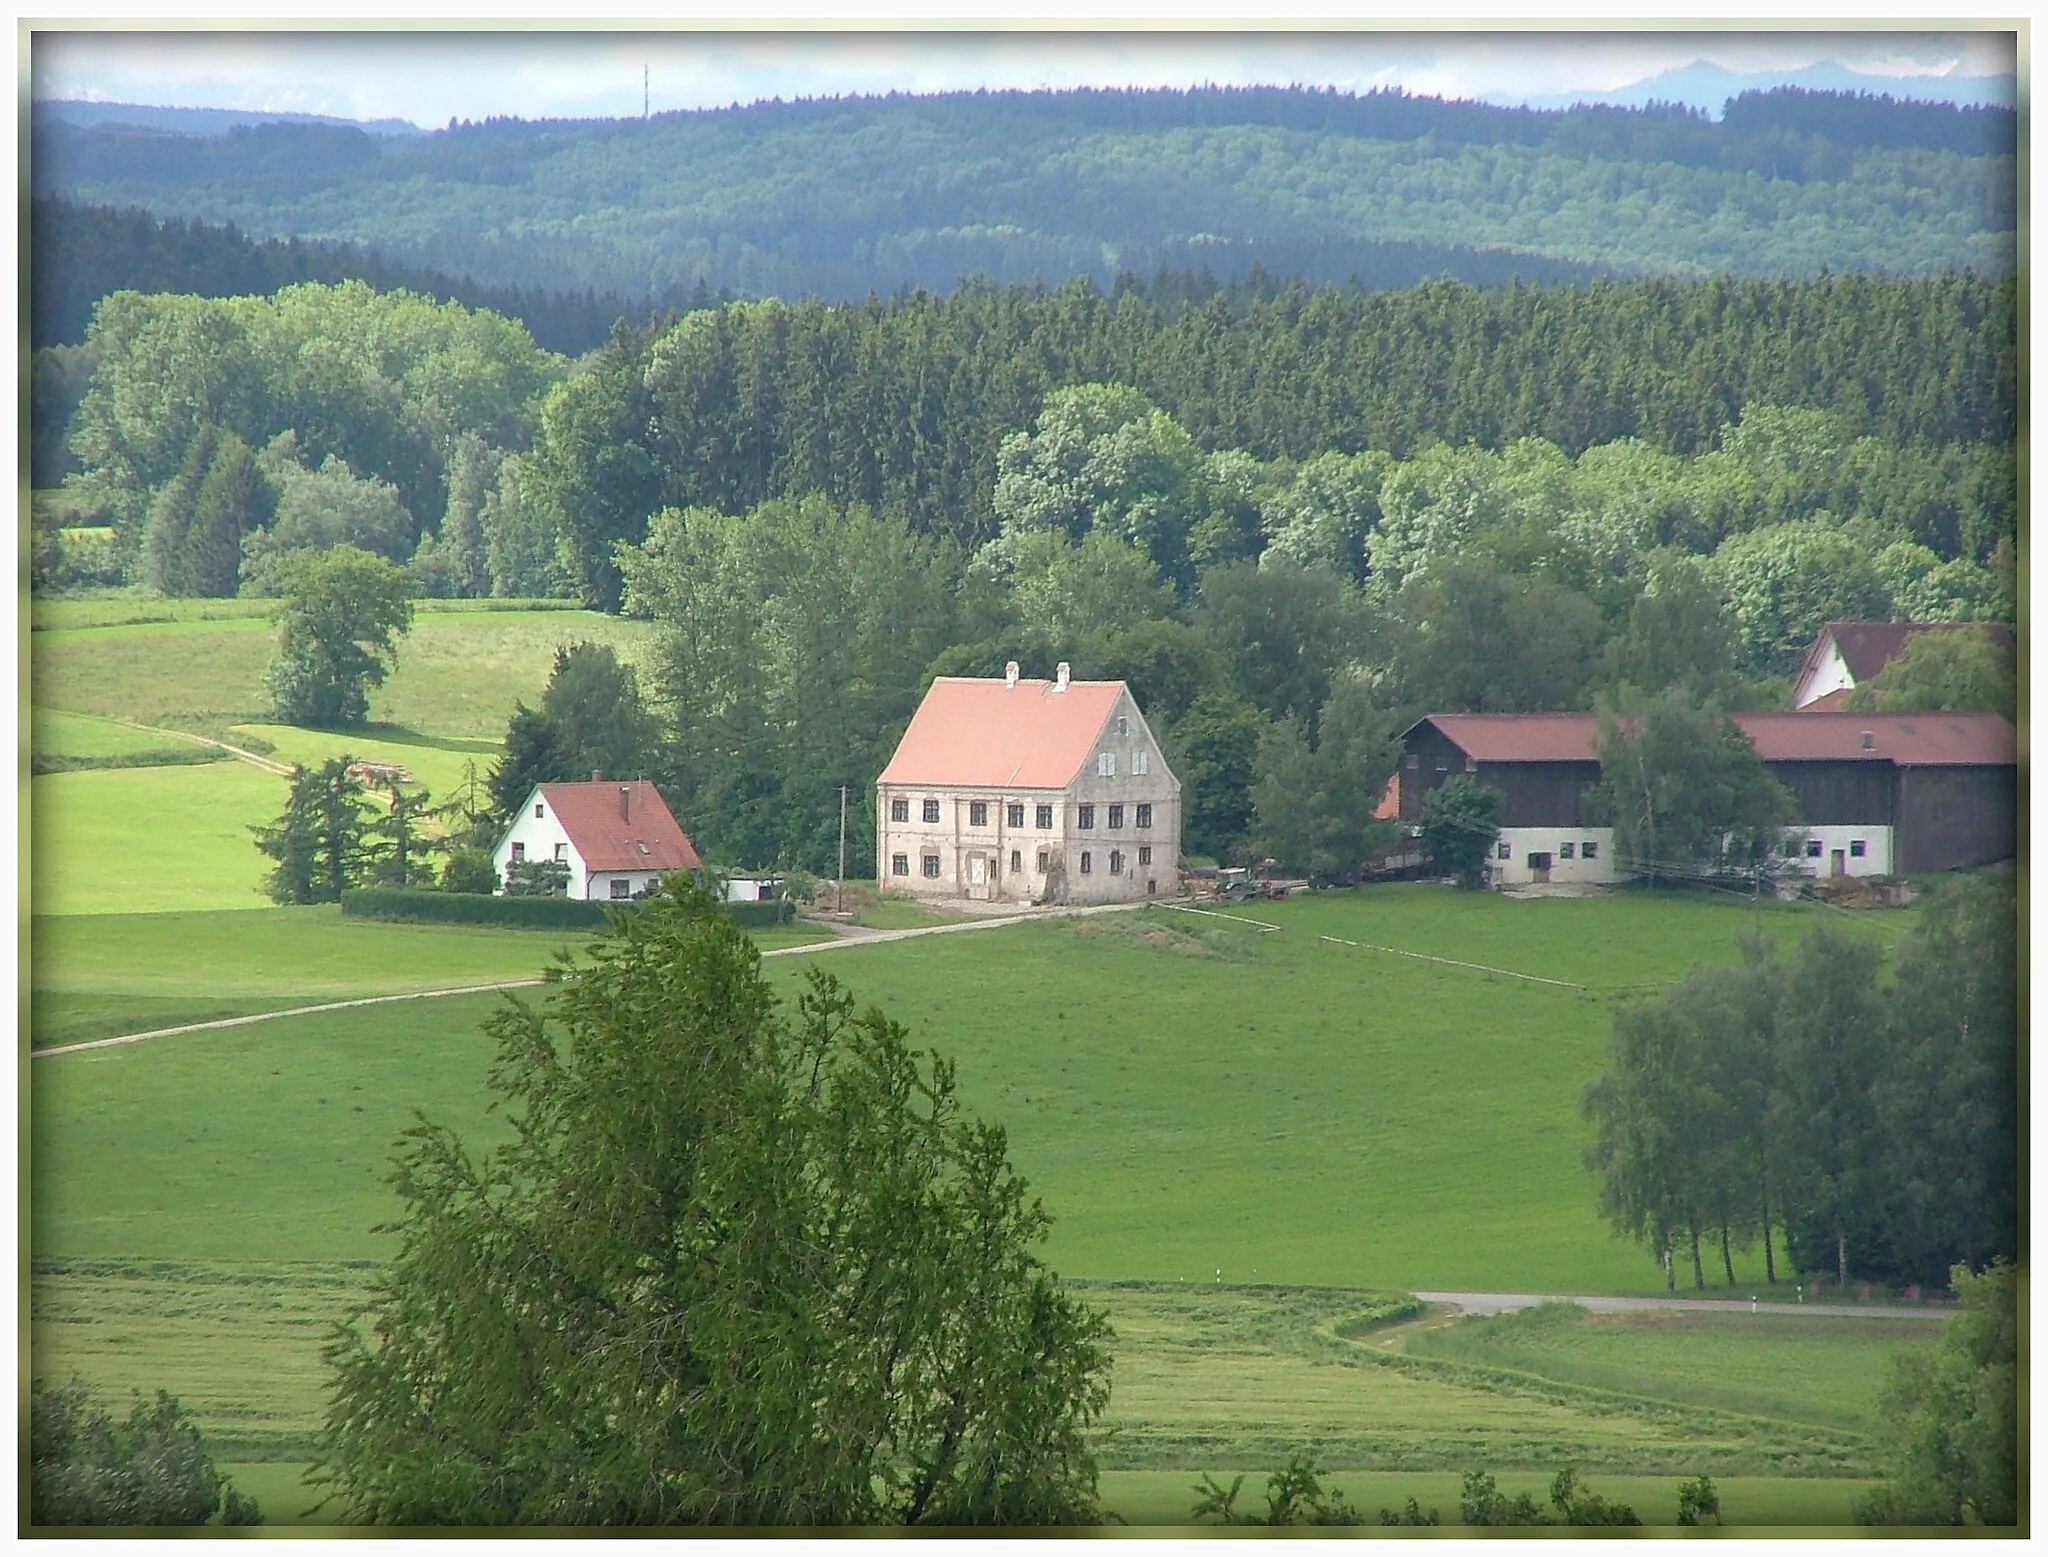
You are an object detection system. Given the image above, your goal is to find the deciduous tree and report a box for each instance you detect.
[261,546,414,727]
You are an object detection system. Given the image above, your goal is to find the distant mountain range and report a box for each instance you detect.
[1498,60,2016,117]
[33,98,423,137]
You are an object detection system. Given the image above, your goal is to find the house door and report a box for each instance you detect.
[1830,849,1846,877]
[1527,852,1552,884]
[967,853,989,900]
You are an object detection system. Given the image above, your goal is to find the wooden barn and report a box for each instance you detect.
[1396,711,2017,886]
[1791,620,2015,711]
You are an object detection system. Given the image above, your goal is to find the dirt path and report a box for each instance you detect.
[102,715,295,777]
[31,900,1150,1060]
[1414,1289,1948,1321]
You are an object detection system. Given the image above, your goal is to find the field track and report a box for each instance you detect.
[30,900,1153,1059]
[1417,1291,1947,1322]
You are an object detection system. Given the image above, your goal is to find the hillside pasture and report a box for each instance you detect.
[32,764,286,915]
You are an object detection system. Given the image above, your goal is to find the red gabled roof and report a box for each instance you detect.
[878,677,1127,789]
[1409,711,2016,768]
[1797,620,2015,699]
[537,780,701,872]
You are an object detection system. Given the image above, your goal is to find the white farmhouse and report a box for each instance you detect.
[875,662,1181,906]
[493,777,702,901]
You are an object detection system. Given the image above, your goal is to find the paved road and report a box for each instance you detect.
[31,899,1150,1059]
[1415,1289,1948,1321]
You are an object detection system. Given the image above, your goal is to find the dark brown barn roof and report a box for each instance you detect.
[1407,712,2015,768]
[536,780,701,872]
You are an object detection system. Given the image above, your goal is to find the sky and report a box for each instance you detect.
[27,26,2019,130]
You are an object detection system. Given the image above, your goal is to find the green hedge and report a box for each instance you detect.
[338,888,796,931]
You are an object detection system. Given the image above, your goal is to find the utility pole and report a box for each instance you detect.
[837,784,848,914]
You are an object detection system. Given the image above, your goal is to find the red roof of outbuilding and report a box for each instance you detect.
[1795,620,2015,704]
[536,780,701,872]
[1409,711,2015,768]
[878,677,1130,789]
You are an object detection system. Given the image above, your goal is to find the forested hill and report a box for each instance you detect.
[31,84,2015,304]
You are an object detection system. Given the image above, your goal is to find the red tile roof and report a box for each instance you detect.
[1410,711,2016,768]
[1796,620,2015,703]
[537,780,701,872]
[878,677,1129,788]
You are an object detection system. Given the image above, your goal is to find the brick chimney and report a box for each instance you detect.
[1055,662,1070,692]
[591,769,603,783]
[620,785,631,820]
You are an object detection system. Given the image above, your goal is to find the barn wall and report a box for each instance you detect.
[1764,759,1894,827]
[1895,766,2019,873]
[1397,725,1477,822]
[1477,760,1602,828]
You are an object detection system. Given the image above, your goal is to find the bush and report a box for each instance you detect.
[31,1377,259,1527]
[438,846,501,895]
[339,884,791,931]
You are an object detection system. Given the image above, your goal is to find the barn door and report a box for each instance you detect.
[1830,849,1846,877]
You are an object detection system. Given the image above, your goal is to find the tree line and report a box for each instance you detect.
[33,84,2012,302]
[1582,877,2017,1291]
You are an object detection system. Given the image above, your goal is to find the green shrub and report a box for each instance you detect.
[31,1376,260,1527]
[726,897,796,928]
[438,846,500,895]
[342,888,617,929]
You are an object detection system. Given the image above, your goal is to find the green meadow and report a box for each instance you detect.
[29,600,1931,1526]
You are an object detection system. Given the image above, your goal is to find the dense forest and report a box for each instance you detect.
[32,85,2015,301]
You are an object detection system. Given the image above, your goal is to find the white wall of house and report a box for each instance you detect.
[1775,824,1894,880]
[1793,639,1856,709]
[1487,826,1618,888]
[494,795,590,897]
[876,689,1182,905]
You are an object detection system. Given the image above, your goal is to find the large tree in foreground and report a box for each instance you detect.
[317,882,1112,1525]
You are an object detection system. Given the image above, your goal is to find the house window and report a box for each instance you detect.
[922,854,941,878]
[1132,751,1149,775]
[1108,804,1124,829]
[1582,841,1599,859]
[1805,839,1823,859]
[511,841,526,862]
[1136,803,1153,828]
[1036,804,1054,829]
[1010,849,1022,872]
[609,878,631,899]
[1464,756,1478,773]
[1098,752,1116,777]
[1078,804,1095,829]
[1560,842,1576,860]
[554,842,568,862]
[1080,851,1093,874]
[1404,754,1420,770]
[1496,841,1511,860]
[1138,846,1152,866]
[1116,715,1129,736]
[969,801,988,827]
[1036,850,1050,872]
[1007,803,1024,827]
[891,854,909,876]
[890,798,909,823]
[534,803,545,819]
[922,799,941,823]
[1109,849,1124,874]
[1850,839,1867,858]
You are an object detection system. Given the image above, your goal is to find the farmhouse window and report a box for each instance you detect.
[1078,804,1095,829]
[554,843,568,861]
[1036,804,1054,829]
[1404,754,1420,769]
[1108,804,1124,829]
[922,799,941,823]
[1850,839,1867,857]
[511,842,526,862]
[1010,849,1022,872]
[891,854,909,876]
[922,854,941,877]
[1805,839,1824,859]
[1036,850,1050,872]
[1132,751,1149,775]
[1464,757,1478,773]
[1560,842,1576,860]
[1496,841,1511,860]
[1007,803,1025,827]
[1138,845,1152,866]
[1080,851,1093,874]
[970,801,989,827]
[1116,715,1129,736]
[1098,752,1117,777]
[1582,841,1598,859]
[535,803,545,818]
[609,878,631,899]
[891,798,909,822]
[1109,849,1124,874]
[1136,803,1152,828]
